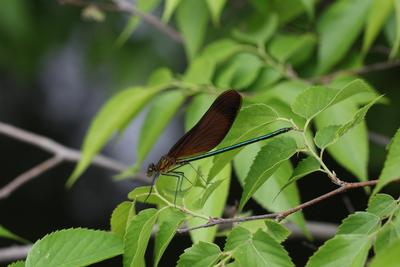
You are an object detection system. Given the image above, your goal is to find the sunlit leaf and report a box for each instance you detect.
[234,145,309,236]
[110,201,134,239]
[25,228,123,267]
[176,0,209,60]
[136,90,185,170]
[239,137,298,211]
[67,87,160,187]
[162,0,181,23]
[205,0,227,25]
[264,220,290,243]
[0,225,28,243]
[374,128,400,194]
[315,95,383,149]
[370,239,400,267]
[231,229,294,267]
[317,0,372,74]
[315,99,369,180]
[177,241,221,267]
[367,193,397,218]
[390,0,400,58]
[305,234,371,267]
[292,79,371,120]
[154,208,186,267]
[336,212,381,235]
[123,209,158,267]
[363,0,394,54]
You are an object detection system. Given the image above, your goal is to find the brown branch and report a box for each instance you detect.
[177,180,379,233]
[0,121,147,199]
[0,156,63,199]
[59,0,182,43]
[312,60,400,84]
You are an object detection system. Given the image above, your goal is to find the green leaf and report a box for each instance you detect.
[315,99,369,180]
[336,212,381,235]
[7,261,25,267]
[300,0,315,18]
[187,165,231,243]
[25,228,123,267]
[183,55,216,84]
[115,0,162,46]
[154,208,186,267]
[208,104,279,181]
[200,39,242,64]
[370,239,400,267]
[177,241,221,267]
[268,33,316,65]
[292,79,371,120]
[231,229,294,267]
[277,156,320,197]
[390,0,400,58]
[193,179,225,209]
[234,145,309,237]
[315,125,342,149]
[215,53,263,89]
[123,208,158,267]
[305,234,371,267]
[162,0,181,23]
[264,220,290,243]
[232,14,278,46]
[224,226,252,251]
[250,67,282,91]
[315,95,383,149]
[367,193,397,218]
[67,87,159,187]
[239,137,298,211]
[374,128,400,194]
[176,0,209,60]
[363,0,394,54]
[147,68,174,87]
[127,186,165,205]
[136,90,185,168]
[317,0,372,74]
[110,201,134,239]
[205,0,227,26]
[255,80,309,106]
[374,221,400,254]
[0,225,28,243]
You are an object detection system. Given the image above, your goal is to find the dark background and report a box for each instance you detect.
[1,1,399,266]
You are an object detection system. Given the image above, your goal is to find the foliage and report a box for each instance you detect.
[8,0,400,266]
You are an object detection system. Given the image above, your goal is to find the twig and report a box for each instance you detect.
[0,245,32,263]
[59,0,182,43]
[0,156,63,199]
[369,131,391,147]
[177,180,379,233]
[312,60,400,83]
[0,121,147,199]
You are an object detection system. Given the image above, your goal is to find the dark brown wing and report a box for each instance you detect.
[167,90,242,160]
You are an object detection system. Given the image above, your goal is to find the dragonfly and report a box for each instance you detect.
[145,89,293,204]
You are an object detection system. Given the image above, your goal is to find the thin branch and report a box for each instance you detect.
[0,245,32,263]
[59,0,183,43]
[0,121,147,198]
[313,60,400,83]
[369,131,391,147]
[0,156,63,199]
[177,180,380,233]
